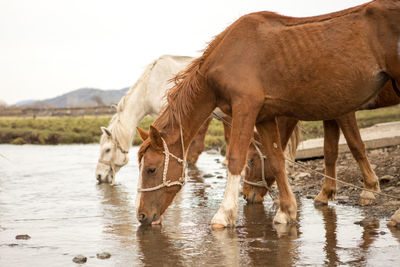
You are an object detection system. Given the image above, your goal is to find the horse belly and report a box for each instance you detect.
[261,74,387,121]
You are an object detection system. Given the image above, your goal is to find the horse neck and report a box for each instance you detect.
[160,88,216,158]
[113,84,150,146]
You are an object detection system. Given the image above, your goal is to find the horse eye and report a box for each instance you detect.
[147,168,156,174]
[105,148,111,153]
[248,159,254,164]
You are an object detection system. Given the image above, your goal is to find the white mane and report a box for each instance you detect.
[100,55,194,151]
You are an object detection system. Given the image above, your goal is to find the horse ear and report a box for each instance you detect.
[149,125,163,150]
[136,127,149,141]
[101,126,112,137]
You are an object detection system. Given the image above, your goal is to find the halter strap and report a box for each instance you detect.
[98,138,129,185]
[137,123,187,192]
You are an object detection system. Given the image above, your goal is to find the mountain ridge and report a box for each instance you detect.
[14,87,129,108]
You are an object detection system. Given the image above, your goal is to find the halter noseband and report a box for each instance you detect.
[98,138,129,185]
[137,124,187,192]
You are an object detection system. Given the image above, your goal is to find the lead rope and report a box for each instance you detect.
[285,157,400,200]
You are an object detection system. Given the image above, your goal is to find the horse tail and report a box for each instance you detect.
[284,122,302,175]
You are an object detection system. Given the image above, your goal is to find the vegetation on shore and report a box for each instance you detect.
[1,105,400,148]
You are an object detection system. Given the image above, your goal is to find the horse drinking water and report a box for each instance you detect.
[136,0,400,228]
[95,55,211,184]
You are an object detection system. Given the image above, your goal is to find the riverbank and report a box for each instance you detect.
[1,105,400,148]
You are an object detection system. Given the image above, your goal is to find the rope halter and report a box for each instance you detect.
[243,141,269,189]
[98,138,129,185]
[137,124,187,192]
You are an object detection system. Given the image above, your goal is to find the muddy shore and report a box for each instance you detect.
[285,145,400,220]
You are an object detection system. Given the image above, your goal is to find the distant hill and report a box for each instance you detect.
[14,99,37,107]
[15,87,129,108]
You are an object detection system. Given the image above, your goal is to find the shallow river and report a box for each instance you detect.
[0,144,399,266]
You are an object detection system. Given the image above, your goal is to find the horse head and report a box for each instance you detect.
[136,125,185,225]
[242,143,272,204]
[95,126,129,184]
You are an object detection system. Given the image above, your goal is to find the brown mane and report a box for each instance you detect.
[152,27,232,132]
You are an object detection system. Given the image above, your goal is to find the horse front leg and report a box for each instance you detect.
[211,104,260,229]
[336,113,380,205]
[256,118,297,224]
[315,120,340,205]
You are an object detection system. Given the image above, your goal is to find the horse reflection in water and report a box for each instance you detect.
[97,184,136,240]
[315,205,340,265]
[136,226,185,266]
[241,203,299,266]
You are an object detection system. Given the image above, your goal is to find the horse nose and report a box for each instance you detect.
[138,213,147,224]
[96,174,102,182]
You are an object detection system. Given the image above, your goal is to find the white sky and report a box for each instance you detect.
[0,0,370,105]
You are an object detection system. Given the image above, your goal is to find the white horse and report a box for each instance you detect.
[96,55,194,184]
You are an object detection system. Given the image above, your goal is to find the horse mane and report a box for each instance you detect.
[286,122,302,161]
[116,58,160,114]
[153,28,231,132]
[103,57,166,150]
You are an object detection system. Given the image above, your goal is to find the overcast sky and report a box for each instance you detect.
[0,0,370,105]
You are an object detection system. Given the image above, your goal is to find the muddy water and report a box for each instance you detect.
[0,144,399,266]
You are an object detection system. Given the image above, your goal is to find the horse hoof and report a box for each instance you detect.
[273,209,290,224]
[314,193,329,205]
[211,224,226,230]
[314,200,328,207]
[360,198,373,206]
[360,190,375,206]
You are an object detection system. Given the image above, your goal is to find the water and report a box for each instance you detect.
[0,144,399,266]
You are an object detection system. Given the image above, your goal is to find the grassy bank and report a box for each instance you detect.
[0,115,225,149]
[301,105,400,140]
[1,104,399,147]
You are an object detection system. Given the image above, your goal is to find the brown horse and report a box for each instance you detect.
[136,0,400,228]
[243,80,399,205]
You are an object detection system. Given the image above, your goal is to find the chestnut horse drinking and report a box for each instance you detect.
[136,0,400,228]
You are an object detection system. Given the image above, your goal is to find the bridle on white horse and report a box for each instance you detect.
[137,123,187,192]
[98,138,129,185]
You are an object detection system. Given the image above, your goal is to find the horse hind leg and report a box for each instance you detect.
[256,119,297,224]
[336,113,380,206]
[211,102,260,229]
[315,120,340,205]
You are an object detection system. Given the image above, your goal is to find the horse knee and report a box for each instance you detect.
[227,156,246,175]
